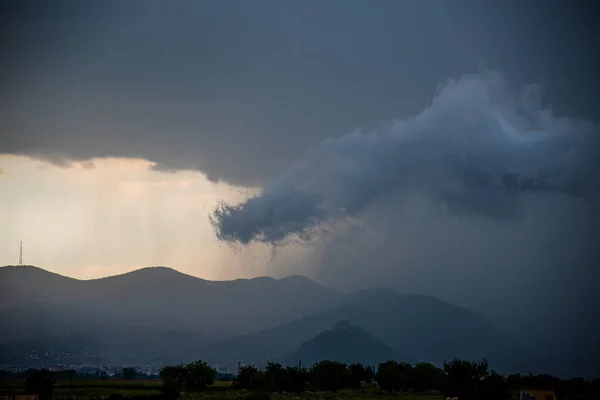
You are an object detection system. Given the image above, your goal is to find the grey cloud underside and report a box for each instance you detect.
[1,1,598,185]
[210,72,600,245]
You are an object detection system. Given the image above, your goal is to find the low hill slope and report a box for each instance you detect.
[282,321,402,366]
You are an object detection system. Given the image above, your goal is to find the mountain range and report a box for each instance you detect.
[0,265,588,376]
[0,265,338,338]
[197,287,515,369]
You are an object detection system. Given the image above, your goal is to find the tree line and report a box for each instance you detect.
[157,358,600,400]
[4,359,600,400]
[230,360,495,398]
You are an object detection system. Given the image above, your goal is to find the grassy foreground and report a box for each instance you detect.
[0,379,161,397]
[0,379,444,400]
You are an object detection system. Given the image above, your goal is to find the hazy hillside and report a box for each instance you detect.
[0,265,340,338]
[0,305,69,343]
[1,266,575,375]
[198,288,514,369]
[282,321,401,367]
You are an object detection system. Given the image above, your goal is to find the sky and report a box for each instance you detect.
[1,0,600,356]
[0,154,276,280]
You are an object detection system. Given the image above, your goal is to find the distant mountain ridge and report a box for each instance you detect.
[198,287,515,371]
[0,265,340,337]
[0,265,574,376]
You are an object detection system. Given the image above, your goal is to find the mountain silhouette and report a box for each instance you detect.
[0,265,340,337]
[281,320,401,367]
[198,288,515,371]
[0,266,548,374]
[0,265,339,365]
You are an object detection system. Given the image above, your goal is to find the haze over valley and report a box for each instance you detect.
[0,265,596,379]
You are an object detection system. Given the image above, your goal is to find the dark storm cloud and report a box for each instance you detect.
[1,0,598,185]
[298,191,600,376]
[209,67,600,374]
[211,71,600,244]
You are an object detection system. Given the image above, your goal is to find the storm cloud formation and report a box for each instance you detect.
[211,71,599,245]
[211,72,600,375]
[2,1,598,185]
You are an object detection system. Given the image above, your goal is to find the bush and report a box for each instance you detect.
[24,369,55,400]
[159,359,215,397]
[411,362,444,393]
[443,358,491,400]
[233,366,261,390]
[376,361,413,392]
[308,361,351,392]
[122,368,137,380]
[183,360,215,392]
[478,371,510,400]
[264,363,309,393]
[346,364,364,389]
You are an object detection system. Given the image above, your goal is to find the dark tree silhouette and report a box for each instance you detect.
[160,365,187,398]
[24,369,55,400]
[159,360,215,397]
[68,369,77,391]
[283,366,310,393]
[479,370,510,400]
[233,366,263,390]
[265,362,284,391]
[183,360,216,392]
[264,363,309,393]
[233,365,253,390]
[443,359,489,400]
[122,367,136,380]
[265,362,308,392]
[308,360,350,392]
[376,361,413,392]
[348,363,373,388]
[411,362,444,393]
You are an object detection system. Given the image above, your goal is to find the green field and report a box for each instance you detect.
[0,379,162,397]
[0,379,444,400]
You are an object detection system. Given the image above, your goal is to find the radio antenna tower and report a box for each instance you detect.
[19,241,23,265]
